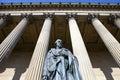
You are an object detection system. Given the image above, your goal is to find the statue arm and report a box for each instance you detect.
[66,50,75,68]
[67,50,81,79]
[67,50,75,60]
[62,48,74,59]
[67,51,79,66]
[72,56,82,79]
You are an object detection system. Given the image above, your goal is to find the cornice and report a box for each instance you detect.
[0,2,119,10]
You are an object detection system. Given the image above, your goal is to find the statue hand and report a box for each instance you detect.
[42,75,48,80]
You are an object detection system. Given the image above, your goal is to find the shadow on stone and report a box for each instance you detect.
[0,51,32,80]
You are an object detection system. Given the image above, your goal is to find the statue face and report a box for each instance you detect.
[55,39,62,48]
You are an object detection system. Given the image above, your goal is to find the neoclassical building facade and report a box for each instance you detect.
[0,2,120,80]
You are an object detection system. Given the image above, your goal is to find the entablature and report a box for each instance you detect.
[0,2,119,10]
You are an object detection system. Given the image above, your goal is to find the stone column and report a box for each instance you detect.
[0,14,8,29]
[90,16,120,66]
[114,18,120,29]
[0,16,29,63]
[68,17,96,80]
[25,17,52,80]
[109,14,120,29]
[0,18,5,29]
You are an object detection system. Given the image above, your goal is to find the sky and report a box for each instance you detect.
[0,0,120,3]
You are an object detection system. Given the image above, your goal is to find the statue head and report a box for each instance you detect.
[55,39,62,49]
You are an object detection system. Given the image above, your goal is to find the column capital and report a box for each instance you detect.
[43,13,54,25]
[43,13,54,19]
[88,13,99,23]
[0,14,11,25]
[66,13,77,19]
[0,13,10,20]
[21,13,33,20]
[109,13,120,24]
[110,13,120,19]
[21,13,33,23]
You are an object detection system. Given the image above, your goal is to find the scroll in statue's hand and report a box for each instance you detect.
[42,75,48,80]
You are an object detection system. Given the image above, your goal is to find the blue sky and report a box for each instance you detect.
[0,0,120,3]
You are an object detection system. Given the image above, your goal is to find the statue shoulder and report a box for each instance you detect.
[50,48,56,53]
[62,48,74,56]
[47,48,56,54]
[51,48,56,51]
[46,48,55,59]
[48,48,54,51]
[62,48,69,52]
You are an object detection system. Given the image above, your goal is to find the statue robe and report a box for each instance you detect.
[42,48,81,80]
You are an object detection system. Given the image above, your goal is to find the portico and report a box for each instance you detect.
[0,2,120,80]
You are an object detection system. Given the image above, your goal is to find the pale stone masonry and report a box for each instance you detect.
[25,17,52,80]
[68,17,96,80]
[91,17,120,66]
[0,17,6,29]
[0,17,29,63]
[114,18,120,29]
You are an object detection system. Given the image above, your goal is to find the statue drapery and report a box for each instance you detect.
[42,39,81,80]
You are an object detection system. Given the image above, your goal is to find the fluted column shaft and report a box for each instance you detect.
[0,18,6,29]
[25,17,52,80]
[68,17,96,80]
[0,17,29,63]
[114,18,120,29]
[91,18,120,66]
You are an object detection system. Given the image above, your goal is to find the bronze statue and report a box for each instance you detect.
[42,39,81,80]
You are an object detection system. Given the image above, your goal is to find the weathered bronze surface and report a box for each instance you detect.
[42,39,81,80]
